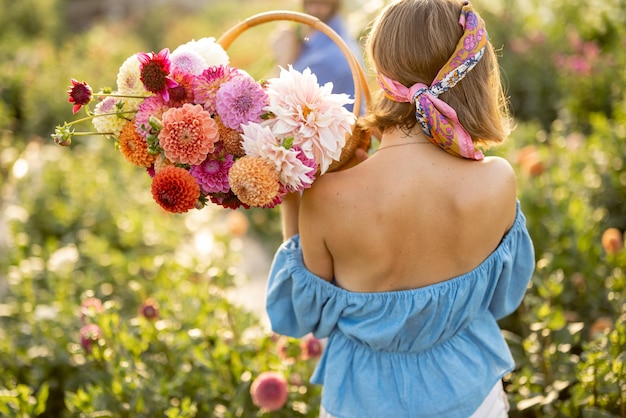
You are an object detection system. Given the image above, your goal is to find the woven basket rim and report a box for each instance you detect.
[217,10,370,118]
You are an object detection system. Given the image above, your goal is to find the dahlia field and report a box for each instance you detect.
[0,0,624,416]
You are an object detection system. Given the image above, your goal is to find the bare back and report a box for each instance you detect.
[299,132,518,292]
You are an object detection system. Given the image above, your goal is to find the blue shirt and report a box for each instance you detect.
[266,202,535,417]
[293,14,364,112]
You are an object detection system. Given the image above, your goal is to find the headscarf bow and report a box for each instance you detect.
[376,1,487,160]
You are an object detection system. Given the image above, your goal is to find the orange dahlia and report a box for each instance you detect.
[118,120,156,167]
[151,166,200,213]
[228,156,280,207]
[158,103,219,165]
[215,116,245,157]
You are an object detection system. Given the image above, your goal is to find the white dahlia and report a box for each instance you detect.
[263,66,356,174]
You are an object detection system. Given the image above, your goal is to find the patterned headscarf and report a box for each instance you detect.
[376,1,487,160]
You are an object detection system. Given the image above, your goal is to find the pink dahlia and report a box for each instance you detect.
[192,65,241,113]
[134,95,168,139]
[137,48,178,102]
[158,103,219,165]
[67,79,93,114]
[190,153,234,194]
[250,371,288,411]
[216,75,267,130]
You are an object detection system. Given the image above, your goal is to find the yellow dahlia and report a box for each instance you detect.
[118,120,156,167]
[228,156,280,207]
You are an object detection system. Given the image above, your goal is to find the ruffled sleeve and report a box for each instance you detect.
[488,205,535,320]
[266,236,343,338]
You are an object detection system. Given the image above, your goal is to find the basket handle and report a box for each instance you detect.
[217,10,370,117]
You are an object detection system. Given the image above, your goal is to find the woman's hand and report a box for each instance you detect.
[270,24,302,68]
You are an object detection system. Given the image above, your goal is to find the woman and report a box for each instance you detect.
[266,0,535,416]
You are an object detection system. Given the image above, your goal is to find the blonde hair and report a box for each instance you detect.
[361,0,510,148]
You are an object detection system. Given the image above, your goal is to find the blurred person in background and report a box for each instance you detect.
[271,0,364,111]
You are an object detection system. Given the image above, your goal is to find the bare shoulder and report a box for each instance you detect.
[481,155,515,177]
[301,165,364,210]
[474,155,518,227]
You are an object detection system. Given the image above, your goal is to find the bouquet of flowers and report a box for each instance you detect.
[53,37,356,213]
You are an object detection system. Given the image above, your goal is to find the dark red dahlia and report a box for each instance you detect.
[67,79,93,114]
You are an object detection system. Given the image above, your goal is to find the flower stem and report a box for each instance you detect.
[65,111,136,127]
[93,92,149,100]
[72,132,114,137]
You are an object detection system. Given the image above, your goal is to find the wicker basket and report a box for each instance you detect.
[217,10,371,172]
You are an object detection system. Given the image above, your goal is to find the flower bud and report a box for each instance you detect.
[52,125,73,146]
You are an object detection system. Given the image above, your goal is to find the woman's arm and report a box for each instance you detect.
[280,192,301,241]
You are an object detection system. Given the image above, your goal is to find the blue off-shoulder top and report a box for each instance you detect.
[266,203,535,418]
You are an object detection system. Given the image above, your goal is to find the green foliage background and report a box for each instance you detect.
[0,0,625,416]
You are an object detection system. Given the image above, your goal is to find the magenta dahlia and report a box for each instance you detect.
[137,48,179,102]
[190,153,234,194]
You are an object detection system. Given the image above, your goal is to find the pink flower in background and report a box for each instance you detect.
[300,334,323,360]
[553,32,610,78]
[216,74,267,130]
[80,323,102,353]
[250,371,288,411]
[139,298,160,320]
[80,297,103,322]
[158,103,218,165]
